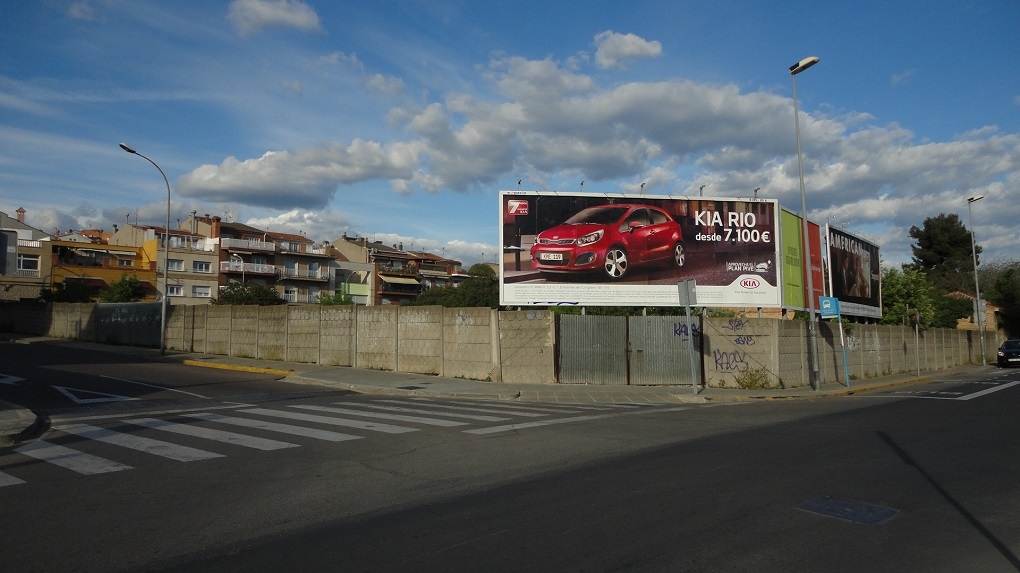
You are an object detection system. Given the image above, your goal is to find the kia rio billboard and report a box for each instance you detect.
[500,191,782,307]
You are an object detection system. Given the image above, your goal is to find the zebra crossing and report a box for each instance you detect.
[0,398,686,487]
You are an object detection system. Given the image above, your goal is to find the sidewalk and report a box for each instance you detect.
[0,334,976,444]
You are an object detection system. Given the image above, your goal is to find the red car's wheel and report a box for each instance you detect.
[672,242,686,267]
[603,246,629,279]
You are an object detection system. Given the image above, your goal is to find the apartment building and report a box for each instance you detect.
[183,213,338,304]
[109,223,220,305]
[332,234,465,305]
[0,208,52,302]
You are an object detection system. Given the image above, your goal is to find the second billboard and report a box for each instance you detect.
[500,191,782,307]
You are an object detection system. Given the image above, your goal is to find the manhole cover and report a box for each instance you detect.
[796,496,899,524]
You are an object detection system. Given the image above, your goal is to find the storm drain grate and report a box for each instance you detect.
[398,385,427,390]
[796,496,900,525]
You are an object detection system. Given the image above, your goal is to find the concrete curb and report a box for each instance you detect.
[284,375,524,401]
[0,400,41,446]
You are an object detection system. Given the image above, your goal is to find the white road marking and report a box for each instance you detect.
[377,399,553,417]
[239,408,418,434]
[14,440,132,474]
[182,413,363,442]
[0,374,26,385]
[57,423,223,461]
[958,380,1020,401]
[465,406,690,435]
[53,386,136,404]
[101,375,211,400]
[290,405,467,427]
[331,402,510,422]
[0,471,26,487]
[56,404,252,423]
[122,417,299,451]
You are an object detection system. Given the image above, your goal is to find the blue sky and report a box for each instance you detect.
[2,0,1018,267]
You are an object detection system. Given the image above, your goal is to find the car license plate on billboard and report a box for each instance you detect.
[540,253,563,261]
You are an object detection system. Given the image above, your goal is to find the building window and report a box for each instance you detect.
[193,261,211,273]
[17,254,39,271]
[167,285,183,297]
[284,286,298,302]
[192,285,211,298]
[168,259,184,272]
[118,258,133,267]
[252,255,267,265]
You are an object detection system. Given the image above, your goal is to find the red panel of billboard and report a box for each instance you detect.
[499,191,782,307]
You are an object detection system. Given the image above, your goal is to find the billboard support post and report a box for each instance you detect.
[678,280,699,394]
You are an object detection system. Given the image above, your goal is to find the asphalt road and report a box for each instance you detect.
[2,343,1019,572]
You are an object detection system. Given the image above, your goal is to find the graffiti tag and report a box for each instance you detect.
[674,322,702,338]
[733,335,756,346]
[721,319,749,332]
[713,349,750,372]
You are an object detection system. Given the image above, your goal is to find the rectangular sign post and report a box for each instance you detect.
[678,279,698,394]
[819,296,851,388]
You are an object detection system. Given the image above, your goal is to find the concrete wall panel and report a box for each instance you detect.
[257,306,287,361]
[320,306,356,366]
[397,306,442,375]
[287,306,320,363]
[443,308,495,381]
[357,306,397,370]
[497,310,554,384]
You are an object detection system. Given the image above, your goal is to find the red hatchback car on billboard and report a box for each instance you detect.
[530,204,685,280]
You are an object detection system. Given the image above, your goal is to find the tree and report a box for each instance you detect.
[212,282,285,305]
[985,261,1020,337]
[40,280,96,303]
[879,267,936,327]
[317,292,352,305]
[407,263,499,308]
[908,213,980,293]
[99,274,148,303]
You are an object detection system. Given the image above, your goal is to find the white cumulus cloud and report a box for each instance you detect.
[228,0,322,36]
[594,31,662,70]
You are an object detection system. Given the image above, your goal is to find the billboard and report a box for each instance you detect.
[780,209,824,312]
[827,225,882,319]
[499,191,781,307]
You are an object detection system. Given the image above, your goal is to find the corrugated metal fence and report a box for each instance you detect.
[557,314,701,386]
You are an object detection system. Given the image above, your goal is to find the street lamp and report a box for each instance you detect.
[790,55,821,390]
[967,195,986,365]
[119,142,171,356]
[231,253,245,283]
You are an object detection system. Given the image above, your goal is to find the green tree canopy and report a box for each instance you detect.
[408,263,498,308]
[879,267,937,327]
[212,281,285,305]
[99,274,148,303]
[985,261,1020,337]
[908,213,980,293]
[317,292,352,305]
[40,280,96,303]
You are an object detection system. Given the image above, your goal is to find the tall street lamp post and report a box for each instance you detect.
[119,143,171,356]
[967,195,986,365]
[790,55,821,390]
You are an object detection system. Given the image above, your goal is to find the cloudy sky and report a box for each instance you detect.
[2,0,1017,267]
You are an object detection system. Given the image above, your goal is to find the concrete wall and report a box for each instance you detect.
[498,310,555,384]
[0,302,991,388]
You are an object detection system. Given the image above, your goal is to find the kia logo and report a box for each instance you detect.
[740,278,760,289]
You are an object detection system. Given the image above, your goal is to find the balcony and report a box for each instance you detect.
[283,293,319,303]
[220,237,275,252]
[220,261,276,275]
[17,239,42,248]
[9,269,40,278]
[279,243,328,255]
[278,267,329,281]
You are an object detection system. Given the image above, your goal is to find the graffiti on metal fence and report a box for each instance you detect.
[673,322,701,339]
[713,349,750,372]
